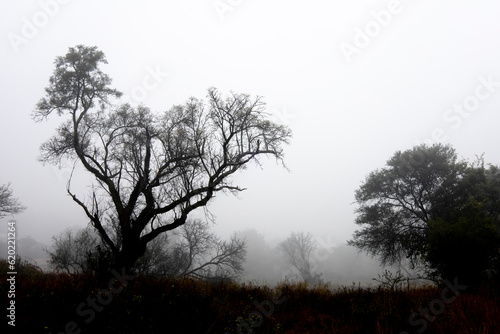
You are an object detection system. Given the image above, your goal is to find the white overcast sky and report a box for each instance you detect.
[1,0,500,246]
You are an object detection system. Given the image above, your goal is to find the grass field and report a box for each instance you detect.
[2,260,499,334]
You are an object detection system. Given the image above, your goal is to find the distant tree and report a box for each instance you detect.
[33,45,291,272]
[349,144,500,286]
[234,229,279,283]
[46,227,110,274]
[0,183,26,218]
[279,231,322,284]
[171,219,246,281]
[47,219,246,281]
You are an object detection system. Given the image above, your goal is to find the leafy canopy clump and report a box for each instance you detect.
[349,144,500,286]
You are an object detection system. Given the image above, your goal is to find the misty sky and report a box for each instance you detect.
[1,1,500,248]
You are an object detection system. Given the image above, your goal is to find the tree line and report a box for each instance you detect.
[39,142,500,288]
[46,224,325,284]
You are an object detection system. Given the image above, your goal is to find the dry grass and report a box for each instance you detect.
[1,260,498,333]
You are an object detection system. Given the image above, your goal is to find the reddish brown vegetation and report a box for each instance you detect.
[1,259,498,333]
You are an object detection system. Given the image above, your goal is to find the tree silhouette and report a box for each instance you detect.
[33,45,291,272]
[279,231,322,284]
[350,144,500,285]
[349,144,467,267]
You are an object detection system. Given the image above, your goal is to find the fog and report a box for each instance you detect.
[1,230,394,287]
[2,1,500,284]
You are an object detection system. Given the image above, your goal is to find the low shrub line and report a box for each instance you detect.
[1,268,498,334]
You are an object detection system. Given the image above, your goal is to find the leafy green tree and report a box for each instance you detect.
[426,162,500,286]
[349,144,500,285]
[426,202,499,286]
[33,45,291,272]
[349,144,466,267]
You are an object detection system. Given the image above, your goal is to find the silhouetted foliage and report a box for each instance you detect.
[33,45,291,272]
[426,162,500,286]
[350,144,500,286]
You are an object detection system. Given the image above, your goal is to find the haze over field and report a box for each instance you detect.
[2,1,500,283]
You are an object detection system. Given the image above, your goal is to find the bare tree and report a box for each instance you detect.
[279,231,322,284]
[0,183,26,218]
[47,220,246,281]
[174,219,246,281]
[33,45,291,272]
[46,227,108,273]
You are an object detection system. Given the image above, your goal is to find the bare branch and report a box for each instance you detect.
[0,183,26,218]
